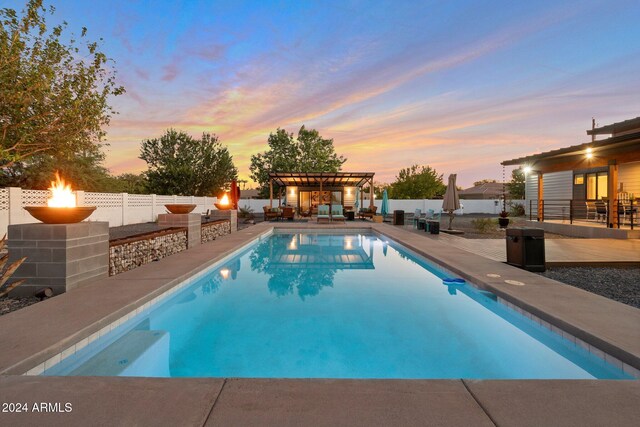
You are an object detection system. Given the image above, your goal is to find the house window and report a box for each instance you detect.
[574,174,584,185]
[586,172,608,200]
[597,173,608,199]
[586,173,597,199]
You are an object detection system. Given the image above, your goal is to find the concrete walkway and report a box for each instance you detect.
[410,230,640,265]
[0,221,639,426]
[1,376,638,426]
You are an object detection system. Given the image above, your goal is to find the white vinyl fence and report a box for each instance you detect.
[0,187,220,237]
[237,198,503,216]
[0,186,504,237]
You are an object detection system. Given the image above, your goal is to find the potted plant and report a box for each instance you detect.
[498,210,510,228]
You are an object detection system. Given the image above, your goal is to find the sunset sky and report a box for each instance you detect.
[12,0,640,187]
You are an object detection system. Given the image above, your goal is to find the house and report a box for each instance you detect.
[459,182,509,199]
[501,116,640,232]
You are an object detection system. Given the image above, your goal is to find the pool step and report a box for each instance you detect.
[68,330,170,377]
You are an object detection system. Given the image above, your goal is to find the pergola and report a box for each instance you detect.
[267,171,375,209]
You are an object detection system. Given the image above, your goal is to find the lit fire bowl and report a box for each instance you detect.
[214,203,232,210]
[164,204,197,214]
[24,206,97,224]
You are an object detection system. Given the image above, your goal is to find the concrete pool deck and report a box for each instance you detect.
[0,221,638,426]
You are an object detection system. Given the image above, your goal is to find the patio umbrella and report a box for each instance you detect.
[381,189,389,219]
[442,174,460,230]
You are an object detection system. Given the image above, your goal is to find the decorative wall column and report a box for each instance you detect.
[537,173,544,221]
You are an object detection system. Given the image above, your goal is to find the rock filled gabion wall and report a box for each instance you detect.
[109,229,187,275]
[201,220,231,243]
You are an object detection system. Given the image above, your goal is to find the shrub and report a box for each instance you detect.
[0,235,26,297]
[509,202,525,217]
[238,206,254,219]
[471,218,497,233]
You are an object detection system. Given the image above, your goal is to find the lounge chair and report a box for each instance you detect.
[331,205,346,222]
[263,206,280,221]
[412,209,423,228]
[358,206,378,220]
[317,204,330,222]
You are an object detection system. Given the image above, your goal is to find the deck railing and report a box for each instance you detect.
[529,199,637,229]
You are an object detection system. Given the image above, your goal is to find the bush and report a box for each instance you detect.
[238,206,254,219]
[509,202,525,217]
[471,218,497,233]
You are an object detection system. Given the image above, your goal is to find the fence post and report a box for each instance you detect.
[8,187,23,225]
[173,195,177,203]
[121,193,128,226]
[151,194,156,222]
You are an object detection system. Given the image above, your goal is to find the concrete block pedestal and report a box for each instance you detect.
[209,209,237,232]
[157,213,201,248]
[7,222,109,296]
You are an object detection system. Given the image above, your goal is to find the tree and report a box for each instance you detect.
[140,129,237,196]
[0,0,124,167]
[506,168,525,199]
[250,126,346,197]
[473,179,497,186]
[106,173,148,194]
[388,165,446,199]
[0,148,114,191]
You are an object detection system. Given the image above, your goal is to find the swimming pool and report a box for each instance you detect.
[44,232,631,379]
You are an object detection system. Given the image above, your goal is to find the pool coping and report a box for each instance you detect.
[1,221,639,425]
[0,221,639,377]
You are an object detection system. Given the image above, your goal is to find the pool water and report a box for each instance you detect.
[46,232,631,379]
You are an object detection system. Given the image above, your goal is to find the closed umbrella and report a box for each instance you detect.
[381,189,389,219]
[442,174,460,230]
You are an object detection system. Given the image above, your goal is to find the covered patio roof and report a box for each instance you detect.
[501,131,640,167]
[268,172,375,187]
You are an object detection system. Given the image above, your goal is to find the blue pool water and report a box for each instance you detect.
[46,232,631,379]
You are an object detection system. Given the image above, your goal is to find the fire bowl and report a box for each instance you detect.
[213,203,232,210]
[24,206,97,224]
[164,204,197,214]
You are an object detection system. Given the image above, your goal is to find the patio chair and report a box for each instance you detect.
[263,206,280,221]
[317,204,331,222]
[585,201,596,221]
[331,205,346,222]
[358,206,377,220]
[281,207,295,221]
[412,209,423,228]
[594,200,607,223]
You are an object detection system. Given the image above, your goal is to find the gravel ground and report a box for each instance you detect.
[0,296,40,316]
[539,267,640,309]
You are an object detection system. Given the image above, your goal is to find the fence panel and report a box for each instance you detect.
[0,186,509,236]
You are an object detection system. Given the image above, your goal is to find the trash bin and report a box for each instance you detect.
[506,228,545,272]
[427,220,440,234]
[393,210,404,225]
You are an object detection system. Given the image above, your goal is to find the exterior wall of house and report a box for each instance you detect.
[343,186,356,207]
[618,161,640,196]
[285,186,298,206]
[542,171,573,200]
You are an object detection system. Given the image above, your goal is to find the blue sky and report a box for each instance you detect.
[7,0,640,186]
